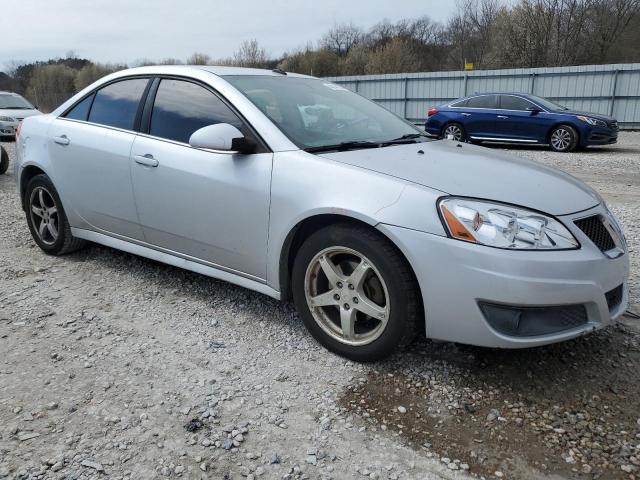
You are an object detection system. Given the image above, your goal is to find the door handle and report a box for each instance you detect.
[134,154,159,168]
[461,113,471,117]
[497,115,509,119]
[53,135,70,146]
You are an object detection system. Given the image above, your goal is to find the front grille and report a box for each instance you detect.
[575,216,616,252]
[605,284,624,311]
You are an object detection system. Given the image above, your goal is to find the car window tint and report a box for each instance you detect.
[450,99,468,107]
[88,79,148,130]
[150,79,247,144]
[466,95,498,109]
[64,94,94,121]
[500,95,535,111]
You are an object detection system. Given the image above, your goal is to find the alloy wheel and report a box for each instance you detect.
[444,124,463,141]
[551,128,572,151]
[304,247,390,346]
[29,187,59,245]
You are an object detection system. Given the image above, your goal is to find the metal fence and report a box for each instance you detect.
[326,63,640,129]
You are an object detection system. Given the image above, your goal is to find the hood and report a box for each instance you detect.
[0,108,42,120]
[551,109,615,122]
[319,140,601,216]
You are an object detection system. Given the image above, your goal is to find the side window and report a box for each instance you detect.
[450,99,468,108]
[500,95,535,111]
[466,95,498,109]
[150,79,249,144]
[64,94,94,121]
[88,78,148,130]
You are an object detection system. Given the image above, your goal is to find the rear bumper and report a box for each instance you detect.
[378,204,629,348]
[425,117,445,136]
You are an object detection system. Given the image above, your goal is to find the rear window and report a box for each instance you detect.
[450,99,468,108]
[88,78,148,130]
[64,94,94,121]
[466,95,498,109]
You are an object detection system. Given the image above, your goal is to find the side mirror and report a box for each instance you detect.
[526,106,542,114]
[189,123,255,153]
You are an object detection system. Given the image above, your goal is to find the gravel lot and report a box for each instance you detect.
[1,133,639,480]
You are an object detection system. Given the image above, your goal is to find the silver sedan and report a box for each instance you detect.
[14,66,629,361]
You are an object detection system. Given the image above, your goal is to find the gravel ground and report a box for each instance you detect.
[0,133,639,480]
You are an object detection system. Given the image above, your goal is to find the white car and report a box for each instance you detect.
[0,91,42,139]
[14,66,629,361]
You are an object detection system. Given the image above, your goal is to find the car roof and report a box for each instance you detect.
[109,65,312,79]
[465,92,533,98]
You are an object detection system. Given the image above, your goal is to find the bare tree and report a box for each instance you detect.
[233,39,269,68]
[187,53,211,65]
[588,0,640,62]
[321,23,363,56]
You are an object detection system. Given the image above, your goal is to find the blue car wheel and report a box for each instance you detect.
[443,123,466,142]
[549,125,578,153]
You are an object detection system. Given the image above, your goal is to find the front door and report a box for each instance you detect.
[130,78,272,279]
[495,95,551,142]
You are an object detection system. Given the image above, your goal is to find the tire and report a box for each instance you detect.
[442,122,466,142]
[291,223,420,362]
[549,125,578,152]
[0,147,8,175]
[24,174,85,255]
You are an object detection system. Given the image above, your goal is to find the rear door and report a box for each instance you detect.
[495,95,550,141]
[129,77,273,279]
[458,94,498,138]
[48,77,150,240]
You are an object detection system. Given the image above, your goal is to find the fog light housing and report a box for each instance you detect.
[479,302,588,337]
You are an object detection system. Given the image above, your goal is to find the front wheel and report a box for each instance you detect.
[292,224,420,362]
[24,174,85,255]
[549,125,578,152]
[0,147,8,175]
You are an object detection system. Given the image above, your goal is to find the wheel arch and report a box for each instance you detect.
[277,213,423,320]
[19,164,49,211]
[547,121,580,145]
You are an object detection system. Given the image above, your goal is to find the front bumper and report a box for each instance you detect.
[378,204,629,348]
[0,120,17,137]
[580,125,618,146]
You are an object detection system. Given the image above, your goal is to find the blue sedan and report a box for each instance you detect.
[425,93,619,152]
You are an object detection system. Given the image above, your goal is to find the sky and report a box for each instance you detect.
[0,0,456,71]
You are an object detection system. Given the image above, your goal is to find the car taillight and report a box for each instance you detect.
[15,121,22,138]
[427,108,439,117]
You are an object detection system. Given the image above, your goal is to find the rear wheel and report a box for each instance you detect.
[292,223,420,362]
[442,122,466,142]
[549,125,578,152]
[0,147,8,175]
[24,174,85,255]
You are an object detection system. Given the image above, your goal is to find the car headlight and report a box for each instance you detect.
[576,115,607,127]
[0,116,16,122]
[438,197,579,250]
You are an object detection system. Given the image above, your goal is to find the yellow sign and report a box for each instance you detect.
[464,62,474,71]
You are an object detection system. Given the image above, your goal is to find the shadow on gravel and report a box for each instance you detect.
[63,243,299,329]
[340,326,640,479]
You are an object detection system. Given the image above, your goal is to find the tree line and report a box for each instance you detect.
[1,0,639,112]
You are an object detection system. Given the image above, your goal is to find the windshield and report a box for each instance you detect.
[528,95,568,111]
[224,75,424,150]
[0,94,34,110]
